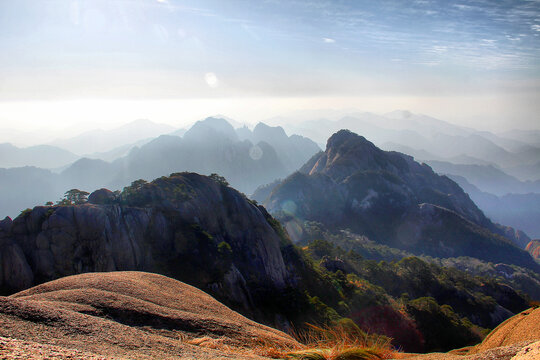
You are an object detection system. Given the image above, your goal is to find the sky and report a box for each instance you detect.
[0,0,539,133]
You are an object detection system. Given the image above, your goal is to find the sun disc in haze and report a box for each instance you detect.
[204,73,219,88]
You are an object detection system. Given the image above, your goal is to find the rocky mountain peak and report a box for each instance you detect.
[309,130,396,181]
[183,117,238,143]
[0,172,295,319]
[253,122,288,141]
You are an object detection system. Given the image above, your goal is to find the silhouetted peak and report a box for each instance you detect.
[184,117,238,142]
[253,122,287,140]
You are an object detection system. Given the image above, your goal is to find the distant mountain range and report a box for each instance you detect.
[49,119,176,155]
[1,110,539,242]
[448,174,540,239]
[0,117,320,219]
[0,143,79,169]
[275,110,540,181]
[0,120,176,169]
[425,161,540,196]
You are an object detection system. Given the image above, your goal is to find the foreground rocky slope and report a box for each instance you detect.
[0,172,295,324]
[1,272,539,359]
[257,130,538,270]
[401,307,540,359]
[0,271,298,359]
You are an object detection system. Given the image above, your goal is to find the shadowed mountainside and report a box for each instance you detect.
[0,172,297,325]
[256,130,539,270]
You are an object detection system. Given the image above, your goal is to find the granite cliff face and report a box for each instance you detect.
[258,130,538,270]
[0,173,295,323]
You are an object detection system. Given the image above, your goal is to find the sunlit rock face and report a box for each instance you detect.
[259,130,539,271]
[0,173,296,322]
[526,240,540,260]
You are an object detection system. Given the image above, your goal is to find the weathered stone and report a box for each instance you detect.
[88,188,116,205]
[0,173,294,322]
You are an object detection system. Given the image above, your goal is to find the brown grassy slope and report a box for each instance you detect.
[471,307,540,353]
[0,271,300,359]
[396,307,540,360]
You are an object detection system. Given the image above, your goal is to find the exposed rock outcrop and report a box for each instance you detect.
[0,173,295,324]
[472,307,540,354]
[399,307,540,359]
[0,271,299,359]
[87,188,116,204]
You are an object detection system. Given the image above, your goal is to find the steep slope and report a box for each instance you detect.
[400,307,540,360]
[0,172,296,324]
[261,130,538,270]
[472,307,540,353]
[0,271,298,359]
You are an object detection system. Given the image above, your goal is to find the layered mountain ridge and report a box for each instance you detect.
[257,130,538,270]
[0,117,320,219]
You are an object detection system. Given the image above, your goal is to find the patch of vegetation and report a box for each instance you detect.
[19,208,32,216]
[284,227,532,352]
[209,173,229,187]
[56,189,89,205]
[120,175,194,207]
[406,297,482,352]
[285,322,393,360]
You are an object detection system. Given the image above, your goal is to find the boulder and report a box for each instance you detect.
[87,188,116,204]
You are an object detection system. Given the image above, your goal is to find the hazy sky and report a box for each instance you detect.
[0,0,539,132]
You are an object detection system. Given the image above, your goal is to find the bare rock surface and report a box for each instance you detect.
[511,341,540,360]
[0,271,299,359]
[397,308,540,360]
[0,173,295,324]
[472,307,540,353]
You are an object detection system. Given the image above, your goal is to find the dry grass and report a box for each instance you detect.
[247,322,397,359]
